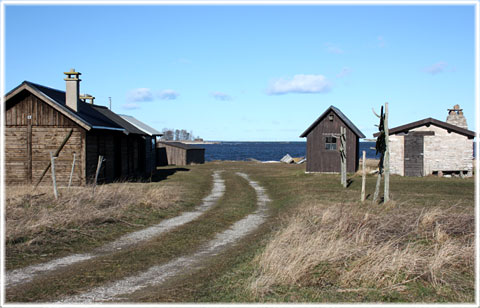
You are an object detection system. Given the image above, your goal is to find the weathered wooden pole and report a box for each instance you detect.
[34,129,73,188]
[68,153,76,188]
[92,155,104,196]
[340,127,347,188]
[361,150,366,202]
[384,102,390,202]
[50,152,58,199]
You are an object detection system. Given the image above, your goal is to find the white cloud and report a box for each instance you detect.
[267,74,332,95]
[122,102,141,110]
[336,67,352,78]
[423,61,448,75]
[158,89,180,100]
[325,42,344,54]
[211,91,232,101]
[127,88,154,102]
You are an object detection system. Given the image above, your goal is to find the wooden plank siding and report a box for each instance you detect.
[5,92,86,185]
[6,90,151,185]
[157,143,205,166]
[305,110,359,173]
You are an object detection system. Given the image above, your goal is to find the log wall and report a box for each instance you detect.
[5,93,86,185]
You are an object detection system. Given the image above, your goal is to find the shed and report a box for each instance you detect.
[374,105,475,177]
[300,106,366,173]
[91,106,155,178]
[120,114,163,174]
[156,142,205,166]
[4,69,143,185]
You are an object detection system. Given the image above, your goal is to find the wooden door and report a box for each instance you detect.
[404,134,424,176]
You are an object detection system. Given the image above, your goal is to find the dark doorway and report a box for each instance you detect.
[404,134,424,176]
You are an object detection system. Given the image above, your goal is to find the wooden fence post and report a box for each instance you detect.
[361,150,366,202]
[68,153,76,188]
[50,152,58,199]
[92,155,104,196]
[34,129,73,189]
[384,102,390,202]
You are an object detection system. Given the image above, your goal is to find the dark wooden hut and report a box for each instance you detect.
[156,142,205,166]
[300,106,365,173]
[4,70,145,185]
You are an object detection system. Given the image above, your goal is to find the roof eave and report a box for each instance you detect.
[300,105,366,138]
[6,82,92,131]
[373,117,476,138]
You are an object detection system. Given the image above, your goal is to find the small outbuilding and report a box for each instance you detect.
[300,105,366,173]
[157,142,205,166]
[374,105,475,177]
[120,114,163,175]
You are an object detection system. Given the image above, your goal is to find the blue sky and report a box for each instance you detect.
[3,3,477,141]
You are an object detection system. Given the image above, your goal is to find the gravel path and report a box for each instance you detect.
[5,170,225,288]
[59,172,270,303]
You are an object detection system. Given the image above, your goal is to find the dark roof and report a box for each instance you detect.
[14,81,123,130]
[158,141,204,150]
[373,117,476,139]
[300,105,366,138]
[92,106,147,135]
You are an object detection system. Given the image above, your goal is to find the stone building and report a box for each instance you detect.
[374,105,475,177]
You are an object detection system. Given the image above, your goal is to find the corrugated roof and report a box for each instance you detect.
[158,141,204,150]
[300,105,366,138]
[373,117,476,139]
[23,81,123,130]
[119,114,163,136]
[92,106,147,135]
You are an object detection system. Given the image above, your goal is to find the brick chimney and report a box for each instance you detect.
[446,104,468,129]
[64,69,81,112]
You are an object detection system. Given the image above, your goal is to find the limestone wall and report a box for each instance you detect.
[389,135,404,176]
[413,125,473,175]
[388,124,473,176]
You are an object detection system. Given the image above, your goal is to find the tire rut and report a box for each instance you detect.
[59,172,270,303]
[6,170,225,288]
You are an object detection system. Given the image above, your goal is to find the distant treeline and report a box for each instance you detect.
[161,128,202,141]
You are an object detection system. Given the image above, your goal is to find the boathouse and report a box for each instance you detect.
[156,142,205,166]
[4,69,146,185]
[300,106,365,173]
[374,105,475,177]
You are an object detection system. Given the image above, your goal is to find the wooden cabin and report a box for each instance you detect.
[4,69,148,185]
[300,106,365,173]
[374,105,475,177]
[156,142,205,166]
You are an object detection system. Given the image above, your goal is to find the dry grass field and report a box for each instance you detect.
[4,161,476,303]
[5,167,212,270]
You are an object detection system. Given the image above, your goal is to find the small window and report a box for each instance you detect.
[328,114,334,121]
[325,136,337,150]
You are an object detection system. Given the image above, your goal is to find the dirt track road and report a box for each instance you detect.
[6,169,270,304]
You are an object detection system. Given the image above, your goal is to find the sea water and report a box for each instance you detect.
[202,141,380,162]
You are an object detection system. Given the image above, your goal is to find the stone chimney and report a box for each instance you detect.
[64,69,81,112]
[80,94,95,104]
[446,104,468,129]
